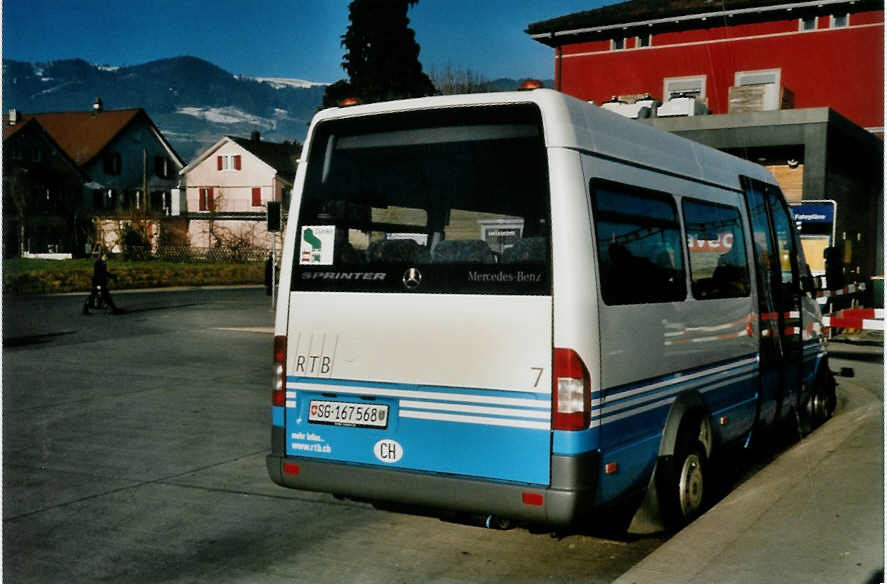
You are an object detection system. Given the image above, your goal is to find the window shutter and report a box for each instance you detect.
[208,187,215,211]
[199,188,206,211]
[252,187,262,207]
[234,155,242,170]
[217,156,223,171]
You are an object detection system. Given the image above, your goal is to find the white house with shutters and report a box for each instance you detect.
[179,132,301,250]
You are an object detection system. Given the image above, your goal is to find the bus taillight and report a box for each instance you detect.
[273,335,286,407]
[552,348,590,431]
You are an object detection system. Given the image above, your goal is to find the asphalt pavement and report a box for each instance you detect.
[615,337,884,584]
[3,286,884,582]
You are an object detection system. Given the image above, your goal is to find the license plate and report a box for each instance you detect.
[308,400,389,429]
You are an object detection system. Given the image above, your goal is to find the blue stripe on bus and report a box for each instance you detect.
[288,376,550,403]
[285,400,550,485]
[555,354,759,457]
[285,377,552,484]
[287,377,551,426]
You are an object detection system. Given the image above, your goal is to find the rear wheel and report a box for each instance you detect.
[809,369,837,426]
[657,421,708,530]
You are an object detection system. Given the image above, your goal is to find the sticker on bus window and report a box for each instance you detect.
[299,225,335,265]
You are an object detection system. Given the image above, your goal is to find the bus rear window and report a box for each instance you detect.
[293,105,551,295]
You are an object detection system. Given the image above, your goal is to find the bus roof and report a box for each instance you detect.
[310,89,776,192]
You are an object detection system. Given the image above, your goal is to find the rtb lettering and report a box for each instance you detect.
[295,354,332,375]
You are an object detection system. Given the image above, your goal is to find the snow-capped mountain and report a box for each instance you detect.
[2,56,328,161]
[234,75,329,90]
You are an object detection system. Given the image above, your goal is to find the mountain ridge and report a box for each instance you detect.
[3,56,552,162]
[3,56,327,160]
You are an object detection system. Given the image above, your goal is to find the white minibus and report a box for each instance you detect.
[267,87,835,530]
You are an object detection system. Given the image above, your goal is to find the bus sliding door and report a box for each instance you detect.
[766,187,804,420]
[743,178,803,427]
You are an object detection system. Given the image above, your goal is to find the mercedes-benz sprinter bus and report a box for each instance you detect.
[267,87,834,530]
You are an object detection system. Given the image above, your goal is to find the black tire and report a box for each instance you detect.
[810,369,837,426]
[657,425,707,530]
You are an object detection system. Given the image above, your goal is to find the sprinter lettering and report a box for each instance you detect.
[302,272,386,280]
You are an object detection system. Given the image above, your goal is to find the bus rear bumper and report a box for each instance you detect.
[266,450,600,526]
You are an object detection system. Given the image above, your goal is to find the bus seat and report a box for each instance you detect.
[431,240,496,263]
[503,237,546,263]
[367,239,430,263]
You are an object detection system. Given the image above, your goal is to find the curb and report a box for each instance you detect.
[613,375,883,583]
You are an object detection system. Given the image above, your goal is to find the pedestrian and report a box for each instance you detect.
[83,252,121,314]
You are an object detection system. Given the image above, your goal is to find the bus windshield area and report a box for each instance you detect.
[293,105,552,295]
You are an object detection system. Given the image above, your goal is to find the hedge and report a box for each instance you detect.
[3,258,265,295]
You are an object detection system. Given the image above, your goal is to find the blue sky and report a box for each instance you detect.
[2,0,608,83]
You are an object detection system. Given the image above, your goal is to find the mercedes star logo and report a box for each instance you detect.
[402,267,422,290]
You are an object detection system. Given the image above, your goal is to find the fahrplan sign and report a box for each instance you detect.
[790,201,836,240]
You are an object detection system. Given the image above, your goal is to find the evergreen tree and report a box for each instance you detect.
[323,0,435,106]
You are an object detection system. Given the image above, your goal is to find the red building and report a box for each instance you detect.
[527,0,884,284]
[527,0,883,136]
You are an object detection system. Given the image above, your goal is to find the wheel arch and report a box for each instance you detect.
[659,391,712,459]
[627,390,712,534]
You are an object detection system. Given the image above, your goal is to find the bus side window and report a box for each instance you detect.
[767,190,799,292]
[591,181,686,305]
[682,199,751,300]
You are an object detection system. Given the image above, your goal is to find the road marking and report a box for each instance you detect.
[213,327,274,334]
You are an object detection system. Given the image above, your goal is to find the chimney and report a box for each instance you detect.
[93,98,104,114]
[251,130,261,142]
[8,109,19,125]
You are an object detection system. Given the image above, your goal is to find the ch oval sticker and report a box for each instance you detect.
[373,439,403,463]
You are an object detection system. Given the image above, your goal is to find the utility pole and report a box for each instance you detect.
[142,149,148,211]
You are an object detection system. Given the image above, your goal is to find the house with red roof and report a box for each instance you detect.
[2,99,184,257]
[179,131,301,251]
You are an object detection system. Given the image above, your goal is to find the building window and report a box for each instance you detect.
[799,16,817,30]
[663,75,706,101]
[252,187,262,207]
[150,191,169,215]
[94,189,116,210]
[103,151,122,175]
[31,148,43,162]
[155,156,172,178]
[611,37,625,50]
[217,154,242,171]
[831,13,848,27]
[122,190,139,210]
[636,34,651,48]
[199,187,214,211]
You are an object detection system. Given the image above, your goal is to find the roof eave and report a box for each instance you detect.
[527,0,870,44]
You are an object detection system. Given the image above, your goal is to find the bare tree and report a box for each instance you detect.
[429,63,490,95]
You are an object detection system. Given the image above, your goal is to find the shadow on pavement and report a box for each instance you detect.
[3,330,76,347]
[96,303,204,315]
[827,350,885,363]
